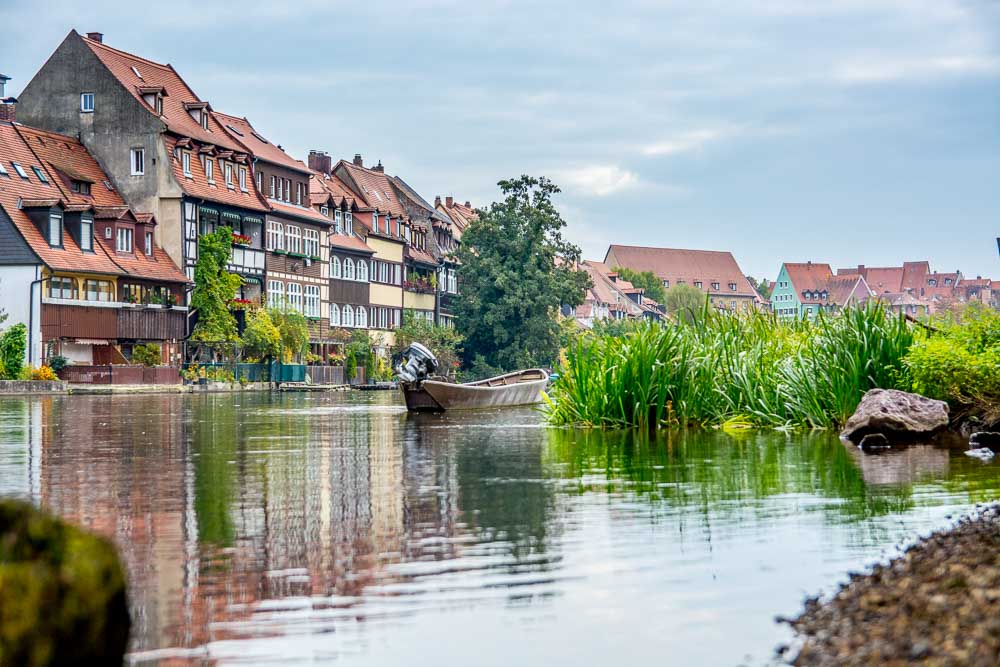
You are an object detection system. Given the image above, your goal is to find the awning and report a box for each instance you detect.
[198,206,219,216]
[72,339,111,345]
[243,216,264,225]
[221,211,241,221]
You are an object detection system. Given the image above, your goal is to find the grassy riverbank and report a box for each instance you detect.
[547,304,1000,430]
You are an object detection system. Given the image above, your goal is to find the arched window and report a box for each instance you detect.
[357,258,368,282]
[343,305,355,328]
[330,303,340,326]
[356,306,368,329]
[331,256,341,279]
[344,258,355,281]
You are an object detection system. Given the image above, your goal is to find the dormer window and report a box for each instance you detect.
[239,167,247,192]
[116,227,133,253]
[372,212,379,234]
[201,113,209,130]
[205,158,214,183]
[224,163,233,188]
[711,282,720,290]
[929,279,937,287]
[321,205,330,218]
[694,281,703,289]
[80,214,93,252]
[729,282,737,291]
[71,180,92,195]
[945,278,953,286]
[145,231,153,256]
[345,211,353,234]
[156,96,163,115]
[47,211,63,248]
[182,152,192,177]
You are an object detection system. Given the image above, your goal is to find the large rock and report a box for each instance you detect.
[841,388,949,443]
[0,499,130,666]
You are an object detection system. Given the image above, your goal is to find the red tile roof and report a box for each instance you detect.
[309,172,359,209]
[405,245,438,267]
[81,33,243,152]
[605,245,759,299]
[213,112,310,175]
[0,122,187,282]
[267,198,331,226]
[783,262,834,302]
[329,232,374,254]
[336,161,408,219]
[163,136,268,212]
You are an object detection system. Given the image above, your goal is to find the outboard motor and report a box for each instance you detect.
[394,343,439,384]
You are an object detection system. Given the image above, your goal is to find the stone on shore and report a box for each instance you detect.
[0,499,130,666]
[840,388,949,444]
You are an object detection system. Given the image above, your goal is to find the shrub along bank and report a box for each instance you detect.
[547,303,934,430]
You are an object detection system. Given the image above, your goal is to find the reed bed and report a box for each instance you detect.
[546,303,918,430]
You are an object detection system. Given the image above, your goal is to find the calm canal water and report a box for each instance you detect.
[1,391,999,665]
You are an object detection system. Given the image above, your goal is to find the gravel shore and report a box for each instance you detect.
[785,506,1000,666]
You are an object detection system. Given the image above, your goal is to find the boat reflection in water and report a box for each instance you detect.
[1,393,1000,666]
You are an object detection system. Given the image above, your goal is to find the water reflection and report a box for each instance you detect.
[1,393,999,665]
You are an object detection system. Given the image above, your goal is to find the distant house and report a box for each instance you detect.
[771,262,871,320]
[604,245,762,312]
[568,261,663,328]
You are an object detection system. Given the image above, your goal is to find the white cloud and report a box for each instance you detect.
[641,128,733,157]
[833,56,1000,83]
[556,165,638,196]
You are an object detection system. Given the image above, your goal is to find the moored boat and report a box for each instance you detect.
[400,369,549,412]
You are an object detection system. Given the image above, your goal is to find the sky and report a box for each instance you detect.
[2,0,999,281]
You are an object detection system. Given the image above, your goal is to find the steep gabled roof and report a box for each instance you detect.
[606,245,758,299]
[390,176,451,224]
[783,262,834,301]
[309,172,359,209]
[336,160,408,218]
[267,198,331,226]
[213,111,309,175]
[81,33,242,151]
[162,136,268,212]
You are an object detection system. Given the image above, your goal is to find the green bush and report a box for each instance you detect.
[131,343,161,367]
[242,309,281,361]
[0,323,27,380]
[47,355,69,373]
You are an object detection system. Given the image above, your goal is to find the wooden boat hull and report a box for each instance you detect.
[400,369,549,412]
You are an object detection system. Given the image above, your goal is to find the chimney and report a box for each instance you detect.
[434,196,441,207]
[373,160,384,173]
[87,32,104,43]
[0,74,9,99]
[0,100,15,123]
[445,196,453,208]
[308,150,331,174]
[353,153,363,167]
[464,201,471,208]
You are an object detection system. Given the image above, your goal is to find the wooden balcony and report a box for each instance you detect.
[41,298,189,341]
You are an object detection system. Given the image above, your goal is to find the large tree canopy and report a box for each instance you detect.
[454,176,591,371]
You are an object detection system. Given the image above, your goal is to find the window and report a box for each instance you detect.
[333,209,343,233]
[448,269,457,294]
[256,171,262,191]
[731,300,737,310]
[729,282,738,291]
[330,303,341,326]
[80,215,93,252]
[239,167,247,192]
[284,179,291,202]
[11,163,28,179]
[711,282,720,291]
[0,162,7,177]
[105,226,112,239]
[145,231,153,256]
[268,280,284,308]
[357,306,368,329]
[345,212,353,234]
[267,221,283,250]
[84,279,113,302]
[344,257,355,281]
[205,159,214,183]
[394,264,402,286]
[331,255,342,279]
[304,285,320,317]
[296,182,303,205]
[47,212,62,247]
[287,283,302,313]
[303,229,319,257]
[224,163,233,188]
[694,281,703,289]
[71,180,91,195]
[116,227,133,252]
[182,152,192,176]
[47,276,77,299]
[357,259,368,282]
[270,175,277,198]
[32,167,49,184]
[663,280,669,288]
[80,93,94,113]
[285,225,301,253]
[343,305,354,328]
[372,212,379,234]
[322,206,330,218]
[130,148,144,176]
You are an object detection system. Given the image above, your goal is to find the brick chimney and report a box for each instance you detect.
[308,150,331,174]
[353,153,363,167]
[86,32,104,43]
[464,201,471,208]
[373,160,384,173]
[434,196,441,207]
[0,100,15,123]
[445,196,453,208]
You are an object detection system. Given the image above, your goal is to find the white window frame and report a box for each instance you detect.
[321,205,330,218]
[344,257,355,281]
[343,304,354,328]
[357,306,368,329]
[47,212,62,247]
[345,211,353,234]
[205,158,214,183]
[130,148,145,176]
[81,93,95,113]
[116,226,133,253]
[303,228,319,257]
[296,182,303,205]
[287,282,302,313]
[268,280,285,308]
[239,166,247,192]
[333,209,342,233]
[285,225,301,254]
[224,163,233,188]
[267,221,283,250]
[182,151,192,177]
[330,303,341,326]
[145,231,153,256]
[357,258,368,282]
[331,255,341,279]
[80,215,93,252]
[304,285,320,318]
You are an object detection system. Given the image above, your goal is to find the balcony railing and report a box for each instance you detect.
[41,300,188,341]
[229,246,265,274]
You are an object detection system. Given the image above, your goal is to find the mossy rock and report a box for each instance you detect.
[0,499,130,666]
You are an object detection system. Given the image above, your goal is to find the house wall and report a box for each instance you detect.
[257,162,310,208]
[403,291,436,312]
[770,265,803,320]
[17,31,186,266]
[0,264,43,366]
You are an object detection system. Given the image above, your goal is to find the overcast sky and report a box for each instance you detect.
[3,0,999,280]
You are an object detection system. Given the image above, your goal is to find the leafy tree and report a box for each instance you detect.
[131,343,161,367]
[345,330,373,382]
[268,308,309,362]
[454,176,591,371]
[665,284,707,324]
[0,323,27,380]
[747,276,773,300]
[612,266,667,304]
[241,309,282,361]
[392,311,464,377]
[190,227,242,354]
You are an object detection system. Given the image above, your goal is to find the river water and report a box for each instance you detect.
[1,391,998,665]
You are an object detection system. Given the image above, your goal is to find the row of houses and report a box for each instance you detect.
[1,30,476,366]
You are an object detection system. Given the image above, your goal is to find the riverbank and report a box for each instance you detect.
[785,505,1000,665]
